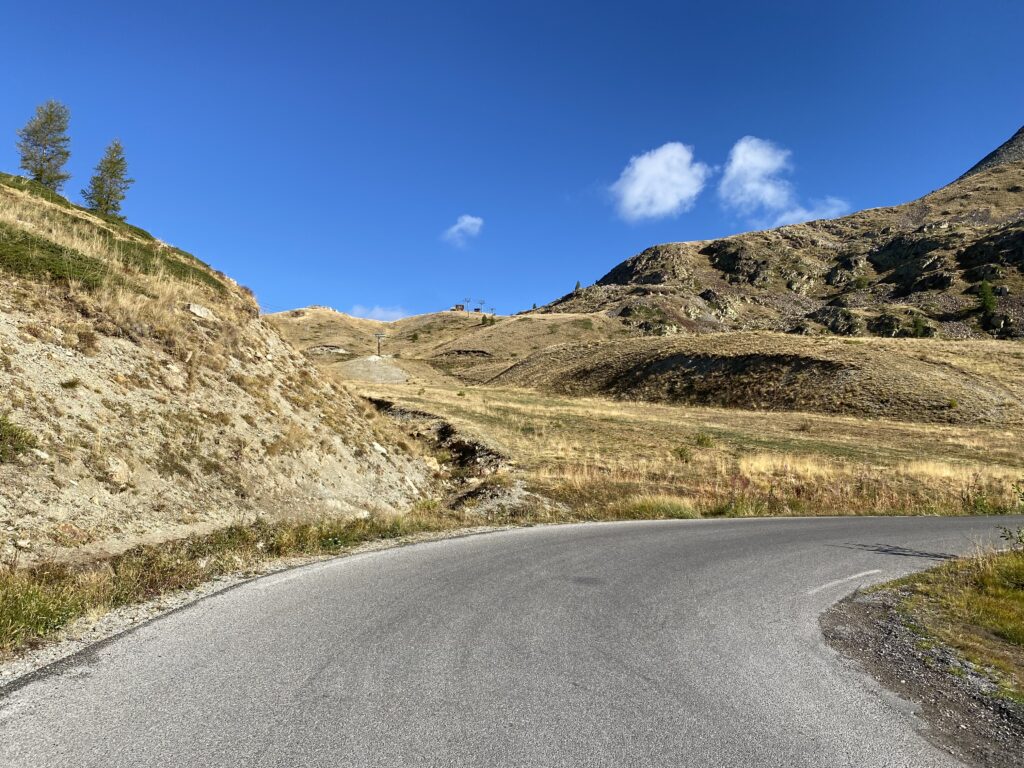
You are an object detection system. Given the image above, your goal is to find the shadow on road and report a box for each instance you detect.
[832,543,957,560]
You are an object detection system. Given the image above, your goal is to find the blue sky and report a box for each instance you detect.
[2,1,1021,318]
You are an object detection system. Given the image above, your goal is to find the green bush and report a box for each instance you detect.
[978,281,997,315]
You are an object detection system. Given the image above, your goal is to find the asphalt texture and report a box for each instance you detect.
[2,515,1021,767]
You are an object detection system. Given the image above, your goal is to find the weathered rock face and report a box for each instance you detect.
[542,125,1024,340]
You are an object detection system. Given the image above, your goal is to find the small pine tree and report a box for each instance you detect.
[978,281,997,315]
[16,100,72,192]
[574,280,582,292]
[82,139,134,218]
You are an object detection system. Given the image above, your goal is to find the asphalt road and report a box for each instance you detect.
[2,515,1020,767]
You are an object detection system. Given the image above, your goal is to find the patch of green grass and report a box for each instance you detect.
[0,221,109,290]
[0,414,37,463]
[612,494,698,520]
[107,234,226,294]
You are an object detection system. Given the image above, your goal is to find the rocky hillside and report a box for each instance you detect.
[0,174,427,562]
[542,125,1024,340]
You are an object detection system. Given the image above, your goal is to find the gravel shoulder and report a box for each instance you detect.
[821,589,1024,768]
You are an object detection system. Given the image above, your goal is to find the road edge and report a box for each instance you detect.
[821,589,1024,768]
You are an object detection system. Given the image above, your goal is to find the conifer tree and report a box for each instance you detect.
[82,139,134,218]
[16,100,72,191]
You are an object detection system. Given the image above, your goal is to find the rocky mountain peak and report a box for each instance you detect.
[959,124,1024,179]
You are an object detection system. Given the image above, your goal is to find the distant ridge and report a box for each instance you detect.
[959,124,1024,179]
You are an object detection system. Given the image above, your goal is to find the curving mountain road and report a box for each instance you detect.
[2,516,1020,767]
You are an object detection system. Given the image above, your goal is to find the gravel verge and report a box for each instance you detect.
[822,589,1024,768]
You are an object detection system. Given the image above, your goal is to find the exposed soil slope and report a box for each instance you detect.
[0,174,427,562]
[541,126,1024,340]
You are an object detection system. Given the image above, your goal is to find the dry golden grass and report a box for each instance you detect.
[362,381,1024,518]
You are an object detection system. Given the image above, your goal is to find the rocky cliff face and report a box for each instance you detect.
[542,126,1024,340]
[0,174,428,561]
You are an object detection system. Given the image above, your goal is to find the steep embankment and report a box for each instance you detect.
[541,125,1024,340]
[0,174,427,562]
[491,333,1024,423]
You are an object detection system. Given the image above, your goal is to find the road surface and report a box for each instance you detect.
[2,515,1020,767]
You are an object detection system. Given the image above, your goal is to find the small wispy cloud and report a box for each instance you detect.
[349,304,407,321]
[718,135,848,226]
[442,214,484,246]
[610,142,711,221]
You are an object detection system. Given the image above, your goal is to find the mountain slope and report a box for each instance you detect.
[541,125,1024,340]
[0,174,426,561]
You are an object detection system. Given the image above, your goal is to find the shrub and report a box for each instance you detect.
[911,314,930,337]
[0,414,36,463]
[672,445,693,462]
[693,431,714,448]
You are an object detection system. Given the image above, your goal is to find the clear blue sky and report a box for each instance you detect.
[2,1,1021,317]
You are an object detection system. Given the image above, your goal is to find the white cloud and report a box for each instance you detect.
[610,142,711,221]
[718,136,794,213]
[442,214,484,246]
[349,304,407,321]
[718,136,848,226]
[772,196,850,227]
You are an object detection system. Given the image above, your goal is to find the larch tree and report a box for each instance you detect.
[16,100,72,192]
[82,139,134,218]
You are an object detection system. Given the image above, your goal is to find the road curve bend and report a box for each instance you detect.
[2,515,1020,768]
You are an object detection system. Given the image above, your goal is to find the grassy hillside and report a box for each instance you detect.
[490,333,1024,424]
[0,174,427,562]
[268,306,637,383]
